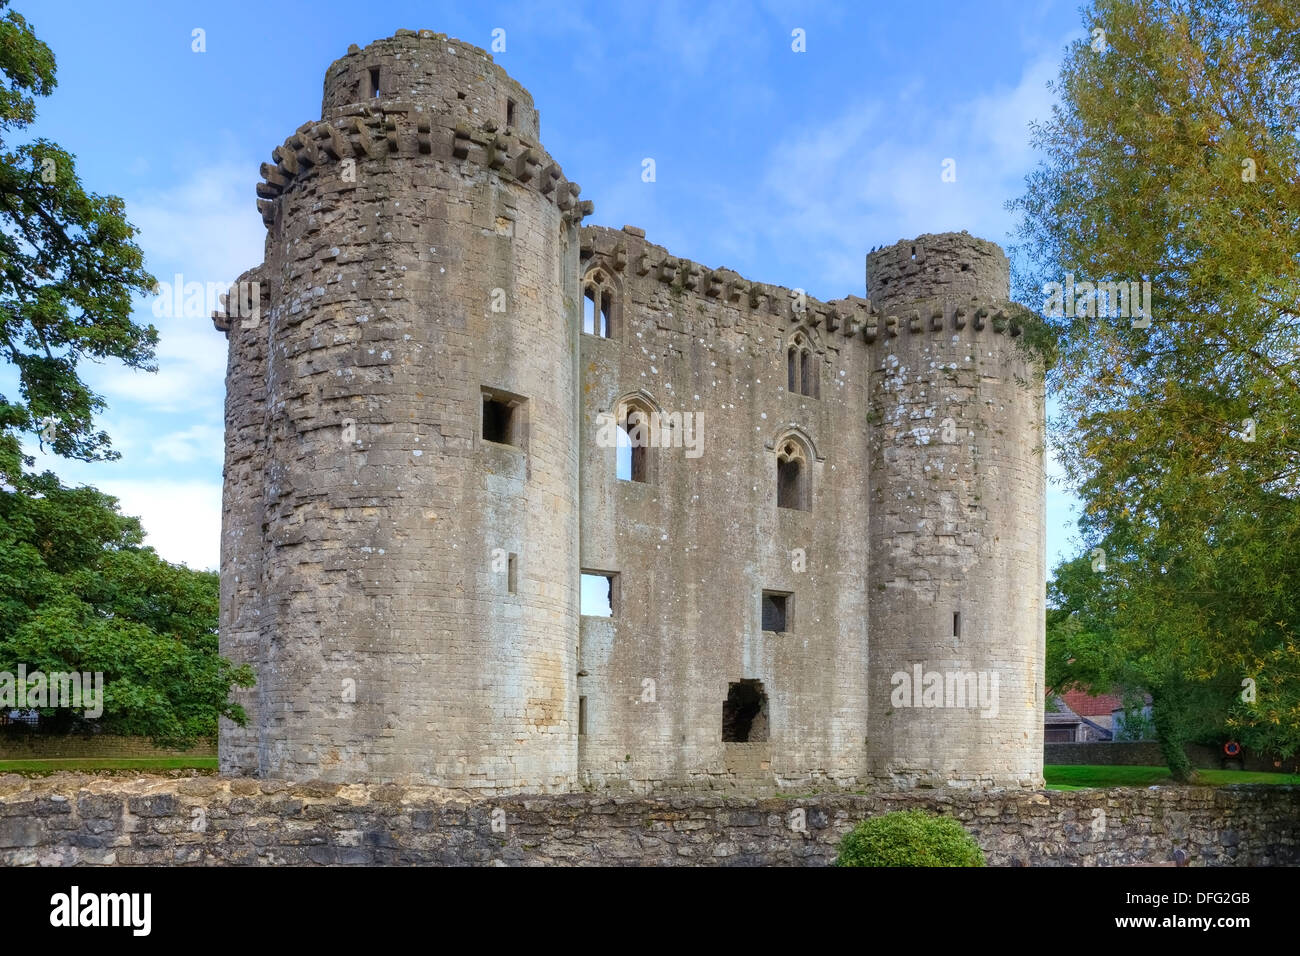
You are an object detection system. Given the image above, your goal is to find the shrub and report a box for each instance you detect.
[834,809,985,867]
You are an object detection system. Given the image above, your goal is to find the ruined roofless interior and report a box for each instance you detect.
[213,30,1047,794]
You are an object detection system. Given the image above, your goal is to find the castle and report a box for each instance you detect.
[214,31,1046,794]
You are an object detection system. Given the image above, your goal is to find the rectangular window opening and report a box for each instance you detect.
[762,591,791,632]
[953,611,961,638]
[600,290,612,337]
[481,388,527,449]
[777,457,803,510]
[581,571,620,617]
[369,67,381,98]
[578,696,587,736]
[507,553,518,594]
[506,97,516,127]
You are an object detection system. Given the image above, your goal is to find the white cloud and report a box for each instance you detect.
[91,478,223,572]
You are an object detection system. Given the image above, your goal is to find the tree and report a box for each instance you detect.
[0,2,252,744]
[0,473,253,746]
[1011,0,1300,778]
[0,0,157,479]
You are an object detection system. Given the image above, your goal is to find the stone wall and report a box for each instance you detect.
[3,775,1295,866]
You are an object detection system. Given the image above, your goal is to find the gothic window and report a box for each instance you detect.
[582,271,617,338]
[776,439,808,510]
[786,332,819,398]
[618,401,652,483]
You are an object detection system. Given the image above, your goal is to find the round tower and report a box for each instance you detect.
[864,233,1045,788]
[219,31,588,790]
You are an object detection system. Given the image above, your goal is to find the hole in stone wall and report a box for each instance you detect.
[481,388,527,449]
[953,611,961,638]
[580,571,619,617]
[583,288,598,334]
[722,679,769,743]
[507,553,518,594]
[618,406,652,483]
[369,67,381,98]
[777,453,804,510]
[762,591,791,632]
[482,397,513,445]
[506,97,516,127]
[578,696,587,735]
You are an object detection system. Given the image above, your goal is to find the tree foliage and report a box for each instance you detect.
[0,3,252,744]
[835,810,985,867]
[0,472,253,746]
[1013,0,1300,777]
[0,1,157,478]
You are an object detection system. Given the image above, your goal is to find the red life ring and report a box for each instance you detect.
[1223,741,1242,756]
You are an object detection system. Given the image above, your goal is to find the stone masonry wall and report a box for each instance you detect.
[3,775,1296,866]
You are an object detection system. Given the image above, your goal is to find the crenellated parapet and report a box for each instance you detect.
[253,108,589,231]
[580,224,1028,351]
[252,31,588,233]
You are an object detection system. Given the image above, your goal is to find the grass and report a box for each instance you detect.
[0,756,217,775]
[1044,764,1300,790]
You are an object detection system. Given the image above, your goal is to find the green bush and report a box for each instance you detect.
[834,809,985,867]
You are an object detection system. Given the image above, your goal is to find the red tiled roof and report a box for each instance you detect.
[1060,689,1125,717]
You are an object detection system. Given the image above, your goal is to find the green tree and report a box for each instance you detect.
[0,1,157,478]
[0,2,252,743]
[1012,0,1300,778]
[0,473,253,746]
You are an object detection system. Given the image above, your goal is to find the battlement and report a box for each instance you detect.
[322,31,538,140]
[252,105,588,233]
[250,31,585,234]
[581,225,1025,351]
[866,232,1009,314]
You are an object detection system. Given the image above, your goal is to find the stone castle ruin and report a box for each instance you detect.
[214,31,1046,794]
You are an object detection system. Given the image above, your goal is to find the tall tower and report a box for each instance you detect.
[216,31,589,789]
[864,233,1045,788]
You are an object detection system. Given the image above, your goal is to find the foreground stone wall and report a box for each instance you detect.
[3,775,1295,866]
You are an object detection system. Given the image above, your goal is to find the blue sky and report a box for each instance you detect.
[17,0,1086,571]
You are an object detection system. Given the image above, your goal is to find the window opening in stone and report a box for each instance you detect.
[580,571,619,617]
[369,67,381,98]
[777,442,806,510]
[722,679,769,743]
[762,591,791,632]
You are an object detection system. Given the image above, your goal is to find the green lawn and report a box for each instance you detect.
[1045,764,1300,790]
[0,756,217,775]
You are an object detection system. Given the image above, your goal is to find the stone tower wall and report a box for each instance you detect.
[864,235,1045,788]
[218,31,591,790]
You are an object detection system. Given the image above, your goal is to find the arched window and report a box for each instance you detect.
[582,270,617,338]
[786,332,819,398]
[776,439,808,510]
[617,400,653,483]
